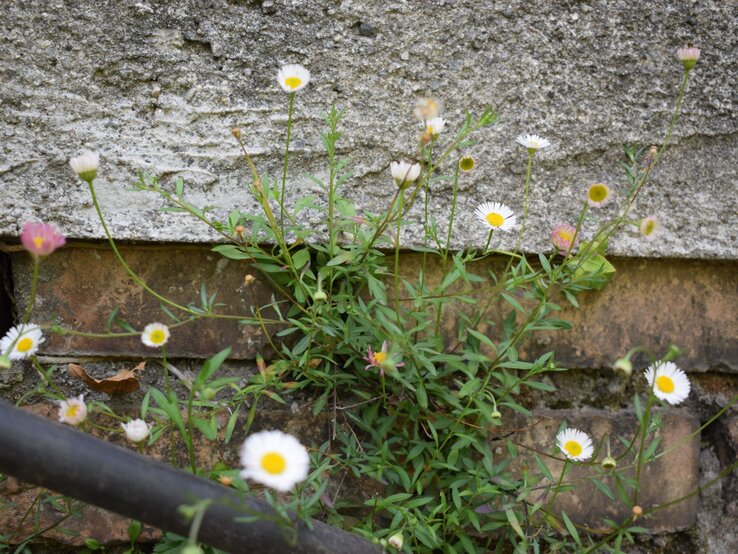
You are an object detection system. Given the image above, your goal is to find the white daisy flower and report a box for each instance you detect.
[390,161,421,187]
[141,323,170,348]
[0,324,44,360]
[121,418,151,443]
[425,117,446,137]
[69,151,100,182]
[644,361,691,405]
[516,133,551,152]
[58,394,88,426]
[556,428,593,461]
[639,216,660,241]
[277,64,310,93]
[239,430,310,492]
[474,202,517,232]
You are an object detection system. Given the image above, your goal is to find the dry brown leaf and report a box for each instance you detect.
[68,362,145,395]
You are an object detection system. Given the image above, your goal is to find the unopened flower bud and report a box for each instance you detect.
[601,455,617,470]
[69,151,100,183]
[234,225,245,236]
[388,532,404,549]
[0,355,11,369]
[121,418,151,443]
[313,290,328,302]
[491,409,502,420]
[632,505,643,518]
[677,46,700,72]
[181,545,204,554]
[218,475,233,486]
[244,274,256,286]
[231,127,242,139]
[202,387,216,400]
[613,358,633,377]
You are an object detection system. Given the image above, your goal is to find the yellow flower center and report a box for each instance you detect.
[564,440,582,457]
[643,220,655,235]
[589,184,608,202]
[17,337,34,352]
[374,351,387,364]
[557,230,573,243]
[284,77,302,90]
[66,405,79,419]
[261,451,287,475]
[486,213,504,227]
[149,330,166,344]
[655,375,675,394]
[33,236,44,248]
[459,156,475,171]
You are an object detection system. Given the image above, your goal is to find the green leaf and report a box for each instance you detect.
[194,348,232,391]
[505,508,526,540]
[128,520,142,544]
[416,380,428,408]
[534,454,554,482]
[466,328,497,351]
[212,244,251,260]
[192,416,218,440]
[458,378,482,398]
[326,250,354,266]
[291,248,311,269]
[590,478,616,501]
[224,406,240,444]
[561,511,581,545]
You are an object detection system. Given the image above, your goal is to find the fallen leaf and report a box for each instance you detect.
[68,362,145,395]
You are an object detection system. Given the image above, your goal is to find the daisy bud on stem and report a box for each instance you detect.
[677,45,700,72]
[69,151,100,183]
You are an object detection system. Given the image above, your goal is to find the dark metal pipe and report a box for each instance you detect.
[0,401,380,554]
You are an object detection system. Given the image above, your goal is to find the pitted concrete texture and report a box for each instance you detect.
[0,1,736,258]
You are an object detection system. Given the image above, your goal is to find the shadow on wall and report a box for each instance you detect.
[0,253,14,337]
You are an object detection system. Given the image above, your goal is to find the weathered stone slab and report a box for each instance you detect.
[0,1,736,259]
[10,246,738,371]
[11,245,284,359]
[499,408,700,533]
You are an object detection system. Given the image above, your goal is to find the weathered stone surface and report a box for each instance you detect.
[11,245,284,359]
[521,257,738,372]
[10,245,738,371]
[500,408,701,533]
[399,253,738,372]
[0,1,736,259]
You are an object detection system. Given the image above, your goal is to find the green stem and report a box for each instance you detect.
[22,257,40,325]
[517,151,535,247]
[186,500,213,545]
[31,356,63,396]
[484,228,494,253]
[420,141,435,294]
[394,189,405,328]
[632,393,655,507]
[548,459,569,513]
[186,385,197,473]
[280,92,296,231]
[434,162,461,334]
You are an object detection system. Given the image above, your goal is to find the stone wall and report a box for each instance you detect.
[1,0,736,256]
[1,0,737,552]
